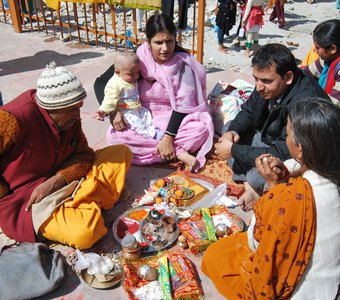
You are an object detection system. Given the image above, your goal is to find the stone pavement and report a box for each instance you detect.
[0,22,253,300]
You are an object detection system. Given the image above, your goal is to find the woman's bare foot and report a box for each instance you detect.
[178,151,197,172]
[218,45,228,52]
[236,182,260,211]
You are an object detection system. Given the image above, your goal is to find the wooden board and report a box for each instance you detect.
[167,170,209,207]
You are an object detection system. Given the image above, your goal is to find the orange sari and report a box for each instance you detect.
[201,177,316,299]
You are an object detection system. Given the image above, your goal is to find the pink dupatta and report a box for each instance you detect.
[137,43,208,114]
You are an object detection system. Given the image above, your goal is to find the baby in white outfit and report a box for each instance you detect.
[94,51,163,140]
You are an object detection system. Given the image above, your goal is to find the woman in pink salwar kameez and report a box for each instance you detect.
[104,14,214,171]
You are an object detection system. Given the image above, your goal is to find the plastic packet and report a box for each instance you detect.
[215,195,239,208]
[74,250,101,271]
[201,208,217,242]
[87,255,114,275]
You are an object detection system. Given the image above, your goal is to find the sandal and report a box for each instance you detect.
[286,41,299,47]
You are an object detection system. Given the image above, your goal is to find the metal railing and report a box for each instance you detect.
[1,0,206,62]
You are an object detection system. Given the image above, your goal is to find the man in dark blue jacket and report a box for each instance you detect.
[214,44,330,209]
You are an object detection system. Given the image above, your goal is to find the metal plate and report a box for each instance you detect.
[112,206,180,253]
[80,269,124,289]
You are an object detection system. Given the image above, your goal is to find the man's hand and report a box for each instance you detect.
[213,131,240,160]
[25,174,66,211]
[222,131,240,143]
[110,110,126,131]
[155,135,176,161]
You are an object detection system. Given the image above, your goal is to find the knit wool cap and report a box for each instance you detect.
[36,61,86,110]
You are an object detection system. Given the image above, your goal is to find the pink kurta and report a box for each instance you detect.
[106,43,214,171]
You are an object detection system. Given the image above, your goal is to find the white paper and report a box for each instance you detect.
[190,183,227,209]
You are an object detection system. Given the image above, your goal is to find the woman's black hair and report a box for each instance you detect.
[145,14,177,41]
[288,98,340,189]
[251,43,298,78]
[313,19,340,52]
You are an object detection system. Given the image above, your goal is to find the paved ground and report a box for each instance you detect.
[0,22,253,300]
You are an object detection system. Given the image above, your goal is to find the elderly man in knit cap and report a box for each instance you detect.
[0,62,132,249]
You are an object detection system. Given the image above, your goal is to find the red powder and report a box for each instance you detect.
[116,217,140,239]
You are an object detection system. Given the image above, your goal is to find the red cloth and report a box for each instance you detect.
[243,6,264,31]
[269,0,285,27]
[0,90,86,242]
[325,56,340,94]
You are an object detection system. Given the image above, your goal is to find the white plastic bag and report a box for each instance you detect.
[74,249,101,271]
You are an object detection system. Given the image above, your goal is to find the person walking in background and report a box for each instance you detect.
[20,0,35,15]
[232,0,246,47]
[136,9,144,32]
[268,0,287,28]
[241,0,265,57]
[2,0,9,10]
[264,0,273,13]
[4,0,36,17]
[215,0,239,52]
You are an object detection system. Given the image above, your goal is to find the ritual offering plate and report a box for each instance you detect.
[151,170,210,207]
[132,171,213,207]
[171,186,195,201]
[112,206,180,253]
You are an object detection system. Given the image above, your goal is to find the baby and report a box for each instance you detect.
[94,51,163,140]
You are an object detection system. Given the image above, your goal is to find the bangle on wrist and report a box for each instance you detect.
[165,131,176,138]
[163,134,174,140]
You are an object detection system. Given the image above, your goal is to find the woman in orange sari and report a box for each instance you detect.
[201,98,340,299]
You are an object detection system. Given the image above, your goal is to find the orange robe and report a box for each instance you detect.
[40,145,132,249]
[201,177,316,299]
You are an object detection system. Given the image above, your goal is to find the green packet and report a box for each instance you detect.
[158,256,172,300]
[201,208,217,242]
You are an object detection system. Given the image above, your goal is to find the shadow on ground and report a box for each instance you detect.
[0,50,103,76]
[206,66,225,73]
